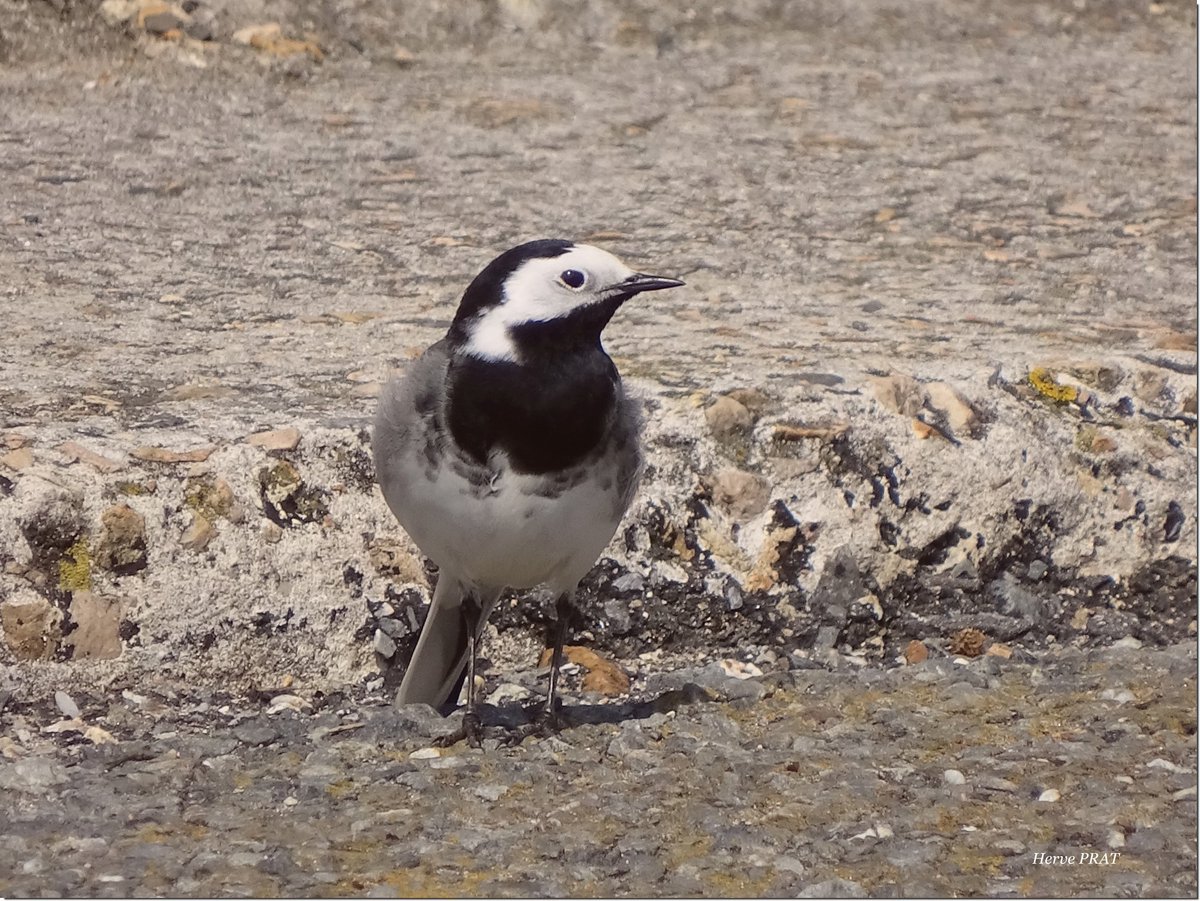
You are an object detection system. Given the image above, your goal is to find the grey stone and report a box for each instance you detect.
[232,720,279,747]
[54,690,81,719]
[799,877,867,898]
[0,757,68,794]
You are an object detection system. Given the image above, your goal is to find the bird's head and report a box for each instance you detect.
[448,239,684,362]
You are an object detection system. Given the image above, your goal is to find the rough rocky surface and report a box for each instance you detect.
[0,645,1196,896]
[0,0,1196,895]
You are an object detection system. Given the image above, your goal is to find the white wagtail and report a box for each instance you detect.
[372,239,684,735]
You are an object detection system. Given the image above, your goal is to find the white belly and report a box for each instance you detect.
[381,451,627,594]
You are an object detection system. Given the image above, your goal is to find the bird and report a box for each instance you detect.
[372,239,684,736]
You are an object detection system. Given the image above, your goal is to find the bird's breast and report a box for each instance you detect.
[445,349,620,474]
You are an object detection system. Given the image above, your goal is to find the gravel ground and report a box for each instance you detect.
[0,0,1196,896]
[1,642,1197,897]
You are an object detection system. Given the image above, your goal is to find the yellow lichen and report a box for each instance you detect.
[57,539,93,591]
[1028,367,1078,403]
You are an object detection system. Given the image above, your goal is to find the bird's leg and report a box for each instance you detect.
[540,591,575,731]
[462,592,483,747]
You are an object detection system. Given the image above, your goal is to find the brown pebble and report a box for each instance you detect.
[133,445,216,464]
[705,395,753,440]
[247,427,301,451]
[181,513,215,550]
[0,447,34,471]
[58,441,125,473]
[903,639,929,665]
[949,627,986,658]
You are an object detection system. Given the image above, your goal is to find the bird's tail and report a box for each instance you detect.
[395,577,498,713]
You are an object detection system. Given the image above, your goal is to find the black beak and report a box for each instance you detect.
[613,273,686,296]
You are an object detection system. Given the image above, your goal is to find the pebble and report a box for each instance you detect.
[704,395,753,440]
[428,755,468,770]
[1037,788,1061,802]
[372,628,397,659]
[232,721,279,747]
[1110,636,1144,651]
[978,776,1019,793]
[409,747,440,760]
[1146,758,1184,773]
[1100,688,1137,704]
[247,427,301,451]
[474,784,508,801]
[0,757,68,793]
[181,514,216,551]
[54,691,81,719]
[943,769,966,785]
[799,877,867,898]
[487,682,532,704]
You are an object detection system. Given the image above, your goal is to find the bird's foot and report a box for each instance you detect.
[463,708,483,749]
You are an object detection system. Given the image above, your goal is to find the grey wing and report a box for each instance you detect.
[372,339,451,496]
[610,386,646,518]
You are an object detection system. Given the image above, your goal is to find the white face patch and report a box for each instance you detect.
[464,244,636,362]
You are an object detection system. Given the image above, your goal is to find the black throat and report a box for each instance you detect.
[445,302,624,475]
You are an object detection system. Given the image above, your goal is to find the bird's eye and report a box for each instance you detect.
[559,269,587,289]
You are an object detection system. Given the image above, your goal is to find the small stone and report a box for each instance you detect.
[903,640,929,665]
[181,514,215,551]
[387,704,465,742]
[718,659,763,680]
[84,725,117,745]
[1147,758,1184,773]
[55,690,81,719]
[1171,785,1197,801]
[538,646,630,696]
[99,0,139,26]
[0,447,34,470]
[1100,688,1137,704]
[57,441,124,475]
[409,747,440,760]
[1,594,63,660]
[1070,607,1091,630]
[247,427,301,451]
[233,720,278,746]
[1107,829,1126,849]
[798,878,867,898]
[65,590,123,659]
[283,796,299,807]
[372,628,396,659]
[0,757,68,794]
[94,504,148,574]
[925,382,977,434]
[709,467,771,519]
[474,784,508,801]
[944,769,966,785]
[994,839,1026,856]
[487,683,531,705]
[183,7,216,41]
[704,395,753,440]
[870,374,925,417]
[1110,635,1143,650]
[140,7,185,35]
[978,776,1018,793]
[268,694,310,714]
[948,628,986,658]
[392,46,416,67]
[1037,788,1061,802]
[261,521,284,543]
[132,446,216,464]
